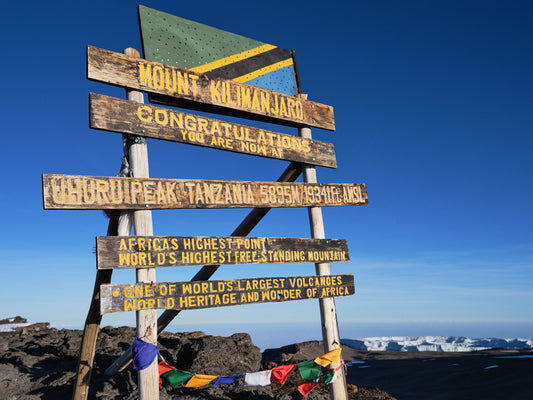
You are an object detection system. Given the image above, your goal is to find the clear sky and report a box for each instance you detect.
[1,0,532,340]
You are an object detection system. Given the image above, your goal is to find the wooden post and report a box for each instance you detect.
[299,95,348,400]
[124,48,159,400]
[72,142,134,400]
[104,162,301,375]
[71,216,117,400]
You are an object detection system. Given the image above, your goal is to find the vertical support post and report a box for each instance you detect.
[71,231,114,400]
[124,48,159,400]
[72,108,134,400]
[298,95,348,400]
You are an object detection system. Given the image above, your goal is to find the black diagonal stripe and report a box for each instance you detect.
[203,47,294,81]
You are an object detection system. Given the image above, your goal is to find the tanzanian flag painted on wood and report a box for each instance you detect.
[138,5,301,95]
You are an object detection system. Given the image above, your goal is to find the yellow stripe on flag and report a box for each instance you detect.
[183,374,218,388]
[189,44,276,74]
[233,58,294,83]
[314,348,342,367]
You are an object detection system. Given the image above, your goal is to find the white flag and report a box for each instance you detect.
[244,370,272,386]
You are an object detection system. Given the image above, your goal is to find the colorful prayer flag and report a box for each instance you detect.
[161,369,194,388]
[131,336,159,371]
[271,364,297,386]
[297,381,319,396]
[213,374,245,388]
[314,348,342,367]
[158,360,176,388]
[151,348,345,392]
[183,374,218,388]
[297,360,322,381]
[244,370,272,386]
[321,370,337,385]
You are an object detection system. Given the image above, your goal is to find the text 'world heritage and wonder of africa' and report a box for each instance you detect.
[100,274,355,314]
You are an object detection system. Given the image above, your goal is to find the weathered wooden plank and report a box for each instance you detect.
[42,174,368,210]
[96,236,349,270]
[100,274,355,314]
[87,46,335,131]
[89,93,337,168]
[299,118,347,400]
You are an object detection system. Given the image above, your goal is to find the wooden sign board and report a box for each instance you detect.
[42,174,368,210]
[90,94,337,168]
[87,46,335,131]
[100,274,355,314]
[96,236,349,269]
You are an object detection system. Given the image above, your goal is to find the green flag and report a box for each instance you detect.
[161,369,194,388]
[297,360,321,381]
[321,370,336,385]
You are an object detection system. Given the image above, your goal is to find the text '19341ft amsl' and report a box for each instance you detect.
[42,174,368,209]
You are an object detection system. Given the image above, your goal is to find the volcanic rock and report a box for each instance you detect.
[0,321,395,399]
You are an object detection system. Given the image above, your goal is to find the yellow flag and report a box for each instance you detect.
[314,348,342,367]
[183,374,218,388]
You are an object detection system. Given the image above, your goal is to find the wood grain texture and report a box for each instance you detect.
[87,46,335,131]
[299,119,348,400]
[121,47,159,400]
[42,174,368,210]
[89,93,337,168]
[100,274,355,314]
[96,236,349,269]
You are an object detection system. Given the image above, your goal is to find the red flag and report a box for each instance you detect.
[271,364,297,386]
[297,381,319,396]
[158,360,176,388]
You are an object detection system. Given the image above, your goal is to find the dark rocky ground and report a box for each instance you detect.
[1,319,532,399]
[263,341,533,400]
[0,321,393,400]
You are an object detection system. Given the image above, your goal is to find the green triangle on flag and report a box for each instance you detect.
[138,5,301,95]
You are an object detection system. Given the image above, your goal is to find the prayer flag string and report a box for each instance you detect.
[142,340,344,397]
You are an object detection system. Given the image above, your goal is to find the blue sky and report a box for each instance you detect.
[1,0,532,339]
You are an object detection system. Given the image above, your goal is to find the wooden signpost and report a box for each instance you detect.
[102,162,303,381]
[96,236,349,269]
[100,274,355,314]
[43,7,370,400]
[87,46,335,131]
[42,174,368,210]
[90,93,337,168]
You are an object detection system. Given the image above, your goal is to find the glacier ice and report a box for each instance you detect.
[341,336,533,352]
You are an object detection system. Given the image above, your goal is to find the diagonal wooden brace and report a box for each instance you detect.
[104,161,301,376]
